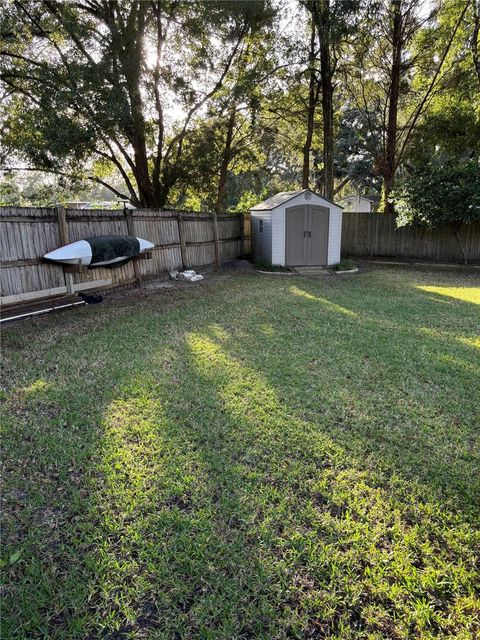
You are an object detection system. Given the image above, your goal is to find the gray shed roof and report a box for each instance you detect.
[251,189,341,211]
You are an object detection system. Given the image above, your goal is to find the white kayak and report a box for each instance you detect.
[44,235,155,267]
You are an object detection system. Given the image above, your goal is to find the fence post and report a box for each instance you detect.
[239,213,244,258]
[369,213,375,258]
[124,210,143,287]
[177,212,188,269]
[55,205,74,295]
[212,211,221,268]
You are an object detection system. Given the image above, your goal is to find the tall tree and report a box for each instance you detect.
[383,0,403,213]
[343,0,426,212]
[471,0,480,85]
[343,0,472,212]
[302,0,359,200]
[1,0,275,207]
[301,15,321,188]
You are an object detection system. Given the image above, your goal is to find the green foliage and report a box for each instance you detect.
[394,160,480,228]
[1,0,277,206]
[172,104,270,211]
[0,170,122,207]
[1,0,477,209]
[335,108,382,192]
[407,0,480,164]
[234,188,268,211]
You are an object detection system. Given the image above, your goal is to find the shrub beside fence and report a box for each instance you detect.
[341,212,480,263]
[0,207,250,307]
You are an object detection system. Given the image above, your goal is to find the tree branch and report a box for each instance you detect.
[394,0,472,171]
[3,166,131,200]
[164,25,248,172]
[334,176,350,194]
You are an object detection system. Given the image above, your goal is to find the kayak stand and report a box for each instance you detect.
[62,250,153,274]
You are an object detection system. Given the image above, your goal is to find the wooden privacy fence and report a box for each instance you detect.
[341,212,480,263]
[0,206,250,307]
[2,207,476,308]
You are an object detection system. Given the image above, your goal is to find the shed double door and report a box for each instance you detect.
[286,205,329,266]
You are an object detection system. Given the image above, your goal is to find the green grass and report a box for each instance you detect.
[1,267,479,639]
[331,259,356,271]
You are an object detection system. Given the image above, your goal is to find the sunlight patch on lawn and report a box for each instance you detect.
[457,335,480,349]
[259,323,275,335]
[100,378,207,519]
[101,394,169,509]
[416,285,480,305]
[185,332,281,425]
[435,353,480,375]
[20,379,53,396]
[207,324,230,342]
[92,385,215,632]
[418,326,480,350]
[289,285,358,317]
[184,330,480,638]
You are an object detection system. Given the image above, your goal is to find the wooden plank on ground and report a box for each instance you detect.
[0,279,112,307]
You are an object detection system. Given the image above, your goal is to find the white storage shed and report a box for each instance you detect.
[250,189,343,266]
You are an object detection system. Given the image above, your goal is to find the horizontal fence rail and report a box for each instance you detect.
[341,212,480,263]
[2,206,477,308]
[0,207,251,307]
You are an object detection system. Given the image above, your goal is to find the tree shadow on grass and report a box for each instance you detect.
[192,275,480,520]
[1,274,479,639]
[161,328,479,639]
[1,300,288,639]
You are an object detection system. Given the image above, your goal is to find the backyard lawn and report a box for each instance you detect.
[1,267,479,639]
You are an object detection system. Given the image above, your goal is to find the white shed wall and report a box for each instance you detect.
[251,211,273,263]
[272,208,286,265]
[327,210,342,265]
[251,190,343,267]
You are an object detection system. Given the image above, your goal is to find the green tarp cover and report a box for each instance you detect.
[86,235,140,265]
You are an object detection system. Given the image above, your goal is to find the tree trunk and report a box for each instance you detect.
[472,0,480,87]
[125,77,155,207]
[212,107,236,269]
[316,0,334,201]
[215,107,236,213]
[156,183,171,209]
[302,17,318,189]
[117,3,155,208]
[333,175,350,195]
[383,0,402,214]
[132,141,156,207]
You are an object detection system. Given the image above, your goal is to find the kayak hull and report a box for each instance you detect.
[44,236,155,267]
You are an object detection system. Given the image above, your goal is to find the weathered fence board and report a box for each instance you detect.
[0,206,248,307]
[342,212,480,263]
[5,206,473,309]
